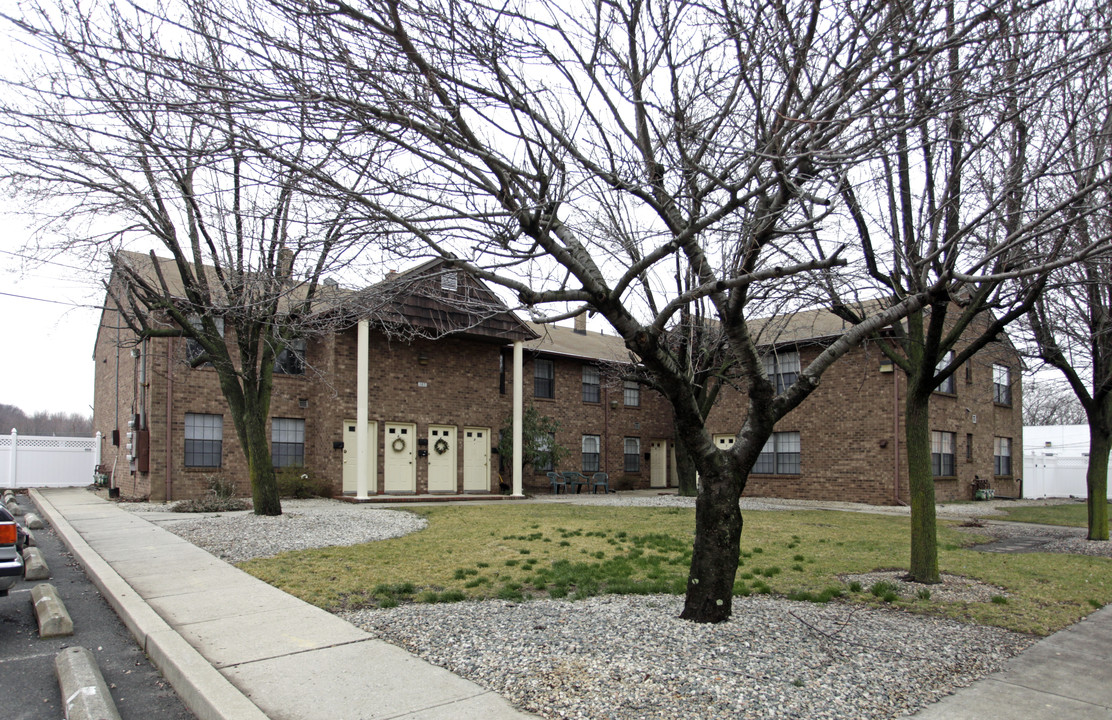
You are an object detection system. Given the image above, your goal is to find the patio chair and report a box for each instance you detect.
[590,472,610,494]
[561,471,589,494]
[547,471,567,494]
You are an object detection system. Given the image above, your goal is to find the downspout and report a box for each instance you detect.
[165,337,174,502]
[894,363,905,505]
[512,340,523,496]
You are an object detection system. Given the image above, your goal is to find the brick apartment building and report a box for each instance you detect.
[92,253,1022,504]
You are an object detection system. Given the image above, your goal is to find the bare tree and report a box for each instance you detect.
[1022,378,1088,427]
[826,1,1112,579]
[207,0,1097,621]
[0,2,400,514]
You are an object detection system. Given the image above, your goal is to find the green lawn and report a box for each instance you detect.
[238,504,1112,636]
[995,501,1107,528]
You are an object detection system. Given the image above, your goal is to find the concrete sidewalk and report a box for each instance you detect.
[31,487,534,720]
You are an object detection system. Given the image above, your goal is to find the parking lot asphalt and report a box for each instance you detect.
[0,492,194,720]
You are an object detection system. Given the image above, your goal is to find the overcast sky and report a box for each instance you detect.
[0,223,105,418]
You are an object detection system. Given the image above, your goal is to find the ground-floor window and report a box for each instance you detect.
[624,437,641,473]
[994,436,1012,476]
[534,432,556,473]
[931,431,956,477]
[754,431,800,474]
[184,413,223,468]
[582,435,600,473]
[272,418,306,467]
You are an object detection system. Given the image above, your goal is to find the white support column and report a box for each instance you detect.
[356,320,370,499]
[512,340,524,497]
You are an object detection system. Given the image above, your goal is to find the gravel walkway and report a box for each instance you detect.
[117,493,1065,719]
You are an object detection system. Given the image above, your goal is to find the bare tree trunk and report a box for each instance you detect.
[680,444,742,622]
[241,403,282,516]
[1087,421,1111,541]
[673,432,698,497]
[905,384,940,584]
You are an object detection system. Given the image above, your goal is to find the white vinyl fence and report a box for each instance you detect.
[1023,452,1112,499]
[1,430,102,489]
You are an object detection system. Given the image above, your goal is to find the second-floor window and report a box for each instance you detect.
[185,315,224,366]
[993,365,1012,405]
[273,338,306,375]
[762,350,800,394]
[623,380,640,407]
[936,351,955,394]
[582,365,600,403]
[931,431,956,477]
[534,358,555,399]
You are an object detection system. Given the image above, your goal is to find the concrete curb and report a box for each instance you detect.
[30,489,269,720]
[31,583,74,637]
[55,646,124,720]
[22,546,50,580]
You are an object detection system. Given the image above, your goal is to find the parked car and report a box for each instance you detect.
[0,505,24,596]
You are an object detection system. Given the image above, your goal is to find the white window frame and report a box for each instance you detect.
[582,434,601,473]
[753,431,800,475]
[623,380,640,407]
[762,350,800,394]
[993,365,1012,405]
[624,437,641,473]
[931,431,956,477]
[534,358,555,399]
[994,437,1012,476]
[582,365,600,403]
[936,351,955,394]
[272,418,306,468]
[184,413,223,468]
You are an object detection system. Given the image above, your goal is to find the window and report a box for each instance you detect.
[623,380,640,407]
[966,433,973,462]
[762,350,800,394]
[272,418,305,467]
[993,365,1012,405]
[499,353,506,395]
[624,437,641,473]
[931,431,956,477]
[936,351,955,394]
[753,431,801,474]
[440,271,458,292]
[534,432,555,473]
[582,365,600,403]
[184,413,222,468]
[273,338,306,375]
[185,316,224,366]
[582,435,600,473]
[534,358,555,399]
[994,437,1012,476]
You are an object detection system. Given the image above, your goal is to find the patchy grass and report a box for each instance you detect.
[995,501,1106,528]
[237,504,1112,636]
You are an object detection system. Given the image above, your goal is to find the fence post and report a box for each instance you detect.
[94,431,102,481]
[8,429,16,490]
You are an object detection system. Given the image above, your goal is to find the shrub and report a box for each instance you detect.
[171,474,250,513]
[275,466,333,498]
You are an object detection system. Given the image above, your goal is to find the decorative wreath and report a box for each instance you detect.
[433,437,450,455]
[391,437,406,453]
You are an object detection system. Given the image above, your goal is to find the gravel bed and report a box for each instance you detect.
[130,499,427,563]
[342,594,1033,720]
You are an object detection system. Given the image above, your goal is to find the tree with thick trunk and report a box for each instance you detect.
[0,3,391,514]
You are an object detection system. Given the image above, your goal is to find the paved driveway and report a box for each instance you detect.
[0,493,194,720]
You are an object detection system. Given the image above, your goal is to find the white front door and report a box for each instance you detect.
[342,420,378,494]
[427,425,457,493]
[384,423,417,493]
[650,439,668,488]
[462,427,491,493]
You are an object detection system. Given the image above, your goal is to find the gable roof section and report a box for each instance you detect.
[523,322,632,363]
[105,251,536,343]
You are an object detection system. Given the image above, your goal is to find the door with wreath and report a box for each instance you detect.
[427,425,457,493]
[384,423,417,493]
